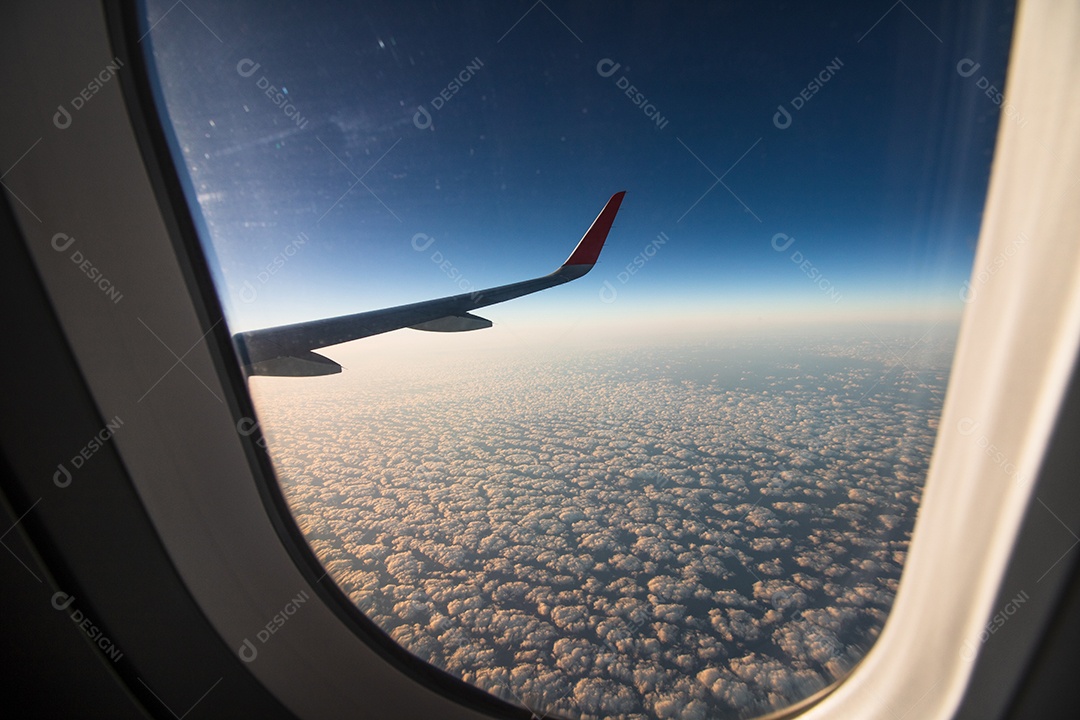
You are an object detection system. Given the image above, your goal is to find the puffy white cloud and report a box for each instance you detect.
[550,604,591,633]
[646,575,695,602]
[573,676,638,716]
[384,551,424,582]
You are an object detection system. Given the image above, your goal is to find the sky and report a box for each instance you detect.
[142,0,1014,343]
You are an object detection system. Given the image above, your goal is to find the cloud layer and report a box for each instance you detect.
[252,333,950,719]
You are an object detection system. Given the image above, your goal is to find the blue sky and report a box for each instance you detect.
[143,0,1013,338]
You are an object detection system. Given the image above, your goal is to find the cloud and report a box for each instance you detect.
[251,335,946,718]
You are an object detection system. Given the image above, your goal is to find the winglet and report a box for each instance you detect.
[561,191,626,268]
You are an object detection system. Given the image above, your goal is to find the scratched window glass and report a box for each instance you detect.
[142,1,1014,718]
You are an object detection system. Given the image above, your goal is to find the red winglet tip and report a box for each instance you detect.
[563,191,626,267]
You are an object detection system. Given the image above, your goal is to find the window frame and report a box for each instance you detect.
[1,0,1076,718]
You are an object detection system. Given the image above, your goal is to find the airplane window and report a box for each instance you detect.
[140,1,1014,717]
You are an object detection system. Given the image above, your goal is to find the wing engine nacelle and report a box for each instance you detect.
[247,350,342,377]
[409,313,493,332]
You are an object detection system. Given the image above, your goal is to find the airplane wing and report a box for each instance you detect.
[234,191,626,377]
